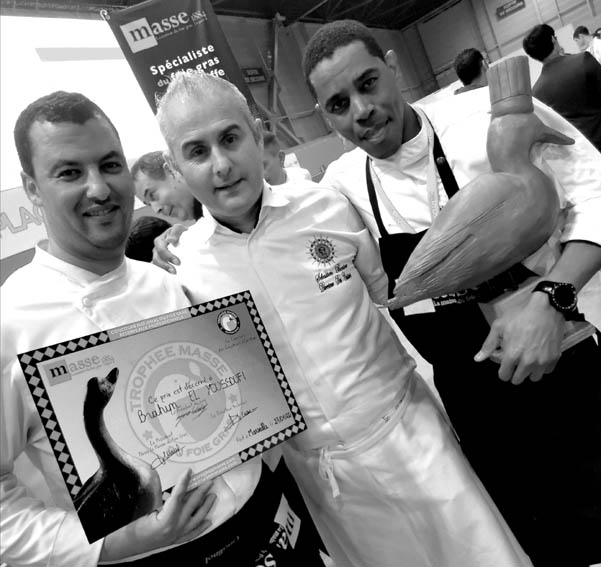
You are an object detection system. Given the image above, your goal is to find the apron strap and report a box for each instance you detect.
[365,157,389,237]
[364,120,460,238]
[431,125,460,197]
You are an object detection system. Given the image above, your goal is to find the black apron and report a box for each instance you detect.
[366,130,601,566]
[366,131,534,365]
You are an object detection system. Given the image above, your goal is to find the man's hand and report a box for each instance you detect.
[474,292,565,384]
[99,469,216,562]
[152,224,188,273]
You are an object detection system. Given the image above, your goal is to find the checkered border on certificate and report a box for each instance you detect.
[17,290,306,500]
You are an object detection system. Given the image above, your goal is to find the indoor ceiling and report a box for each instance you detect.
[1,0,456,30]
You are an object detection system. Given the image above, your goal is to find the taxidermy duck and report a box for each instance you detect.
[73,367,162,542]
[390,56,573,310]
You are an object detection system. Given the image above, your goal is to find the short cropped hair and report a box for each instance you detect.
[453,48,484,86]
[131,151,168,182]
[523,24,555,62]
[573,25,590,38]
[156,70,258,147]
[125,216,173,263]
[14,91,119,178]
[302,19,385,97]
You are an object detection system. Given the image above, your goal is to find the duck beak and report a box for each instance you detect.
[107,367,119,384]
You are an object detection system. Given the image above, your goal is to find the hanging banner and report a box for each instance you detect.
[103,0,255,113]
[0,186,46,260]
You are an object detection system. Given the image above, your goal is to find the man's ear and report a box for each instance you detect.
[384,50,402,77]
[163,151,181,177]
[253,118,265,152]
[21,171,43,207]
[315,103,336,131]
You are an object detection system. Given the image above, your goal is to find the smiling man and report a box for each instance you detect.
[154,69,533,567]
[304,19,601,567]
[1,91,222,566]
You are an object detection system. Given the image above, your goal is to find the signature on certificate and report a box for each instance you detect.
[224,406,258,433]
[175,399,208,427]
[150,443,183,469]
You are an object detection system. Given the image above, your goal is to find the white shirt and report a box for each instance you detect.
[0,246,259,567]
[586,36,601,65]
[284,166,312,183]
[322,87,601,276]
[173,183,417,450]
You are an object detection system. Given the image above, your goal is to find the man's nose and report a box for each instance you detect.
[212,148,232,179]
[351,96,373,121]
[86,170,111,201]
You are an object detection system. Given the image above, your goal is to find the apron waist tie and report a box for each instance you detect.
[318,447,341,499]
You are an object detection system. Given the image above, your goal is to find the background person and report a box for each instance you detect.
[131,150,203,222]
[453,47,489,94]
[262,130,312,185]
[154,68,532,567]
[523,23,601,152]
[304,19,601,567]
[573,24,601,63]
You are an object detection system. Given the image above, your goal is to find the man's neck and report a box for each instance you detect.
[543,49,563,65]
[402,105,421,145]
[44,241,124,275]
[213,193,263,234]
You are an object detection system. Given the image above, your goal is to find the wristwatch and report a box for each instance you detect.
[532,280,578,315]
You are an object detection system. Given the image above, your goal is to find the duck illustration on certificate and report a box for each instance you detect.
[18,291,306,543]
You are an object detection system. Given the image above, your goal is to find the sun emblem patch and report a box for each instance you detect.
[307,235,336,266]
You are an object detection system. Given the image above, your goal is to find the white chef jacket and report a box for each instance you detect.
[284,166,312,183]
[173,182,413,449]
[586,36,601,65]
[321,87,601,258]
[171,184,532,567]
[0,245,260,567]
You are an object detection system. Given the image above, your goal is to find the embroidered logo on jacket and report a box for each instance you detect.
[307,235,336,266]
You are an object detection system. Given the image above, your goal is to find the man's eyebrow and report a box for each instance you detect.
[219,124,243,139]
[182,124,243,154]
[100,150,123,162]
[49,150,123,175]
[49,159,79,175]
[354,68,377,85]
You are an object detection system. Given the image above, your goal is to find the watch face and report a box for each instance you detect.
[552,284,577,310]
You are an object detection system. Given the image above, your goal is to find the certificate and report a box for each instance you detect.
[18,291,306,542]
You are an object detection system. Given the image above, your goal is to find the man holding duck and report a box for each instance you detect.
[308,19,601,567]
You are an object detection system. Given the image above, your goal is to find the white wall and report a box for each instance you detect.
[0,15,165,193]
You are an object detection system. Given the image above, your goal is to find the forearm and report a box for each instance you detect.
[544,240,601,292]
[1,471,102,567]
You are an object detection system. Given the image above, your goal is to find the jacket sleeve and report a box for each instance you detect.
[531,98,601,249]
[1,347,104,567]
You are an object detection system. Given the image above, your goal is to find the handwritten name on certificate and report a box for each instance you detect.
[18,291,306,542]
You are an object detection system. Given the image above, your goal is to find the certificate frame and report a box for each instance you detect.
[18,291,306,541]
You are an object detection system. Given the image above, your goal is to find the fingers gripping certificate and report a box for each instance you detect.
[18,291,306,542]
